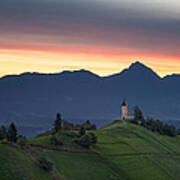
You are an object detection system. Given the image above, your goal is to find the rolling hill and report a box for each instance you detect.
[1,120,180,180]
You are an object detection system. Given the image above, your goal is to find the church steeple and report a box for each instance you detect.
[121,99,127,106]
[121,99,132,120]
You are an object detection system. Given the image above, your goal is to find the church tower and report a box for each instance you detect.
[121,99,132,120]
[121,99,128,120]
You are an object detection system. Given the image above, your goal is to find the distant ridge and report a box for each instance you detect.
[0,61,180,136]
[1,61,179,80]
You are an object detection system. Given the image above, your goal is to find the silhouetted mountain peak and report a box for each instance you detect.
[123,61,160,79]
[129,61,149,70]
[105,61,160,81]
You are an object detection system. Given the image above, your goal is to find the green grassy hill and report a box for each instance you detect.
[1,120,180,180]
[0,144,51,180]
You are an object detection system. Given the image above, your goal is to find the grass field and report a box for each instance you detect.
[45,151,124,180]
[0,144,51,180]
[93,121,180,180]
[1,120,180,180]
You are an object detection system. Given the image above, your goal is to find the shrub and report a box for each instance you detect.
[79,126,86,136]
[88,132,97,144]
[63,121,74,130]
[75,135,91,148]
[50,136,63,146]
[18,136,26,149]
[162,124,177,137]
[38,157,53,172]
[66,131,78,138]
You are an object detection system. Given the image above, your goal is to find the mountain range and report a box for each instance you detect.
[0,61,180,136]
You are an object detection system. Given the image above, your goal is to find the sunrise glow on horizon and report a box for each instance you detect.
[1,48,180,78]
[0,0,180,77]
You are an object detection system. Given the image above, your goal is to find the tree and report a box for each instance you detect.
[54,113,62,133]
[0,126,7,140]
[63,121,73,130]
[86,120,90,125]
[50,135,63,146]
[163,124,177,137]
[38,157,53,172]
[88,132,97,144]
[75,135,91,148]
[18,136,26,149]
[90,124,97,130]
[133,106,144,125]
[7,123,18,143]
[79,126,86,136]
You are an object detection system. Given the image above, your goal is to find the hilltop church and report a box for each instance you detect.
[121,100,133,120]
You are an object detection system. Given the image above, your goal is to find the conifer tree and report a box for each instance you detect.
[0,125,7,140]
[134,106,144,125]
[7,122,18,143]
[54,113,62,133]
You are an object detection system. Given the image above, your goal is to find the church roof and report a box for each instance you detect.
[122,99,127,106]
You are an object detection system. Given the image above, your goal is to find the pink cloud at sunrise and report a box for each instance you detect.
[0,0,180,77]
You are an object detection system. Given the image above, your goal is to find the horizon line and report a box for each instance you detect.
[1,61,179,79]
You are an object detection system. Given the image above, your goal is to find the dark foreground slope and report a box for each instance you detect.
[0,144,51,180]
[1,121,180,180]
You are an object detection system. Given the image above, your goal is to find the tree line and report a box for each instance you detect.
[0,122,18,142]
[54,113,96,132]
[130,106,178,137]
[52,113,97,148]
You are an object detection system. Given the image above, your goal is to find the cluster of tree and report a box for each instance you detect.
[130,106,178,137]
[0,122,18,142]
[53,113,97,148]
[75,120,97,131]
[63,120,96,131]
[75,128,97,148]
[54,113,96,133]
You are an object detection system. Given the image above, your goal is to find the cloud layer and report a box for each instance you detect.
[0,0,180,76]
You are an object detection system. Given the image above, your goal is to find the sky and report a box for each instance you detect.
[0,0,180,77]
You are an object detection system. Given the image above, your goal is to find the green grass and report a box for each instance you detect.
[0,144,51,180]
[45,151,124,180]
[27,135,51,145]
[92,121,180,180]
[1,120,180,180]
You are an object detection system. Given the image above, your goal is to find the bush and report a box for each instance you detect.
[50,136,63,146]
[130,114,177,137]
[63,121,74,130]
[88,132,97,144]
[163,124,177,137]
[75,135,91,148]
[79,126,86,136]
[38,157,53,172]
[66,131,78,138]
[18,136,26,149]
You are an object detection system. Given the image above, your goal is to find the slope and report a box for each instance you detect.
[1,120,180,180]
[0,144,51,180]
[93,120,180,180]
